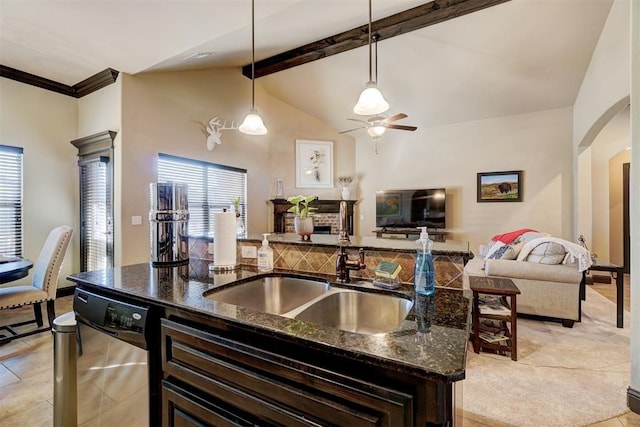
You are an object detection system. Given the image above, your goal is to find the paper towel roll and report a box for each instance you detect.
[213,212,237,268]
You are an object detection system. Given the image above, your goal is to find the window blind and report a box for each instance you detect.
[157,154,247,237]
[0,145,23,257]
[79,157,113,271]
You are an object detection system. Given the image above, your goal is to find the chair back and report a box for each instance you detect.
[32,225,73,299]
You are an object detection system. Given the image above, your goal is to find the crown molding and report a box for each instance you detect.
[0,65,119,98]
[0,65,76,97]
[74,68,119,97]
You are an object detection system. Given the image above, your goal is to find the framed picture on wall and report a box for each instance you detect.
[477,170,523,202]
[295,139,333,189]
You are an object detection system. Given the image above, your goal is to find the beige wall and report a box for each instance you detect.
[573,0,630,148]
[0,78,78,285]
[576,146,593,247]
[119,68,355,265]
[355,107,575,253]
[608,149,630,265]
[589,107,630,262]
[574,0,631,258]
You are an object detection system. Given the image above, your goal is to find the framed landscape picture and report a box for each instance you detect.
[477,170,523,202]
[295,139,333,189]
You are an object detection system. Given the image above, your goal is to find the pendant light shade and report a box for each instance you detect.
[239,109,267,135]
[354,82,389,116]
[353,0,389,116]
[239,0,267,135]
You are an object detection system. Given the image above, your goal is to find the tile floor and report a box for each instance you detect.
[0,276,638,426]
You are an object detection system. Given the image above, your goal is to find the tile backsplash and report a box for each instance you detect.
[189,237,465,289]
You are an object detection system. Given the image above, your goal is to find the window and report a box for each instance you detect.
[157,154,247,237]
[79,157,113,271]
[0,145,23,256]
[71,131,115,272]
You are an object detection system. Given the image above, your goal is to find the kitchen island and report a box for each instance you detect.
[68,258,471,426]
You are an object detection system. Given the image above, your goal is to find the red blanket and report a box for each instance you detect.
[491,228,537,244]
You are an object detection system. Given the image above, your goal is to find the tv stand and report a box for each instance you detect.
[374,228,448,242]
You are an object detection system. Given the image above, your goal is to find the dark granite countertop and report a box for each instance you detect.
[67,258,472,383]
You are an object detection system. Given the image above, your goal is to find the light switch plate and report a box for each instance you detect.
[241,245,257,258]
[131,216,142,225]
[208,243,214,254]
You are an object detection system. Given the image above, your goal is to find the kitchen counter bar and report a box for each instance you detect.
[68,259,470,382]
[68,258,472,425]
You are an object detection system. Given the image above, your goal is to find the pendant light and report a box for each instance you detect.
[239,0,268,135]
[353,0,389,116]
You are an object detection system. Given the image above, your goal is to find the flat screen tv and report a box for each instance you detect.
[376,188,446,230]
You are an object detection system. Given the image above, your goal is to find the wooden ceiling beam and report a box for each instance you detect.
[242,0,510,79]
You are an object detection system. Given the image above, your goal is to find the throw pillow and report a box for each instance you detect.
[486,241,524,261]
[484,241,506,259]
[516,231,550,245]
[524,242,566,264]
[479,240,497,258]
[500,241,524,260]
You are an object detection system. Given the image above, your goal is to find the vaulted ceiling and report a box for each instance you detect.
[0,0,613,132]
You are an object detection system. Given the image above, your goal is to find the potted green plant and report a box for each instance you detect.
[287,195,317,241]
[230,197,241,218]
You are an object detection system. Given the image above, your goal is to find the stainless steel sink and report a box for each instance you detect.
[204,275,330,315]
[294,291,413,335]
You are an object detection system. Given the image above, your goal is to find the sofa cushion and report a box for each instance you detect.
[523,241,566,264]
[484,258,582,283]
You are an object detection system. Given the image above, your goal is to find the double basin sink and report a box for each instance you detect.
[203,274,413,335]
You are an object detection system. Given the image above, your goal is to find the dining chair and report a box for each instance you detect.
[0,225,73,344]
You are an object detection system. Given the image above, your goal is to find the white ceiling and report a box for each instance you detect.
[0,0,613,131]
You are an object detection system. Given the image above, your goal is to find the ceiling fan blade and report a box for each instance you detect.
[347,118,368,124]
[385,113,408,123]
[339,127,364,134]
[386,124,417,131]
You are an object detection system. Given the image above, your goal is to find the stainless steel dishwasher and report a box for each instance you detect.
[73,288,150,426]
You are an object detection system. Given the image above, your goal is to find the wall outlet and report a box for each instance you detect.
[241,245,257,258]
[208,243,214,254]
[131,215,142,225]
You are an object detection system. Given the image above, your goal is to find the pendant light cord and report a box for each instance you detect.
[251,0,256,109]
[368,0,372,83]
[374,34,378,83]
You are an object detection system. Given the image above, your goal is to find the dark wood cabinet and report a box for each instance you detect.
[271,199,356,234]
[160,314,429,426]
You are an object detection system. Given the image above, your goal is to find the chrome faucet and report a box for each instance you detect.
[336,201,365,282]
[337,201,350,246]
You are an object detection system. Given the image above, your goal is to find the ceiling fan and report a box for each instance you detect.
[339,113,417,138]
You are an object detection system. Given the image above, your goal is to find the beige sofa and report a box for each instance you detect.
[463,234,587,328]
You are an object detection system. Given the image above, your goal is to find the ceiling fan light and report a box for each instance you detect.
[354,82,389,116]
[239,109,268,135]
[367,125,386,138]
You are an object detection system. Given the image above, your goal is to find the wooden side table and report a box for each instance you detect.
[469,276,521,361]
[586,261,624,328]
